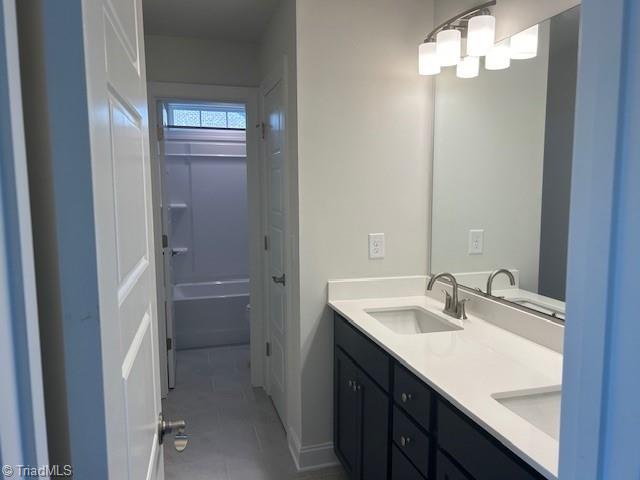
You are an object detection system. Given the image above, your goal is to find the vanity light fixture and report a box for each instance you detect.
[485,38,511,70]
[436,29,462,66]
[467,14,496,56]
[457,56,480,78]
[419,41,441,75]
[510,24,539,59]
[418,0,496,76]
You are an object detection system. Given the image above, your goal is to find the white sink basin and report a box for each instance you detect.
[492,386,562,440]
[365,306,462,335]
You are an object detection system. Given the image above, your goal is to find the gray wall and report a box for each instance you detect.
[538,7,580,300]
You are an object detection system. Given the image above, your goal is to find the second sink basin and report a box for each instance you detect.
[365,306,462,335]
[492,386,562,440]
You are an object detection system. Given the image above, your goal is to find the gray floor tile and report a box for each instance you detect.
[163,345,345,480]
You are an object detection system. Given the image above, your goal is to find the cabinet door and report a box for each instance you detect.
[335,349,360,477]
[359,369,390,480]
[437,451,471,480]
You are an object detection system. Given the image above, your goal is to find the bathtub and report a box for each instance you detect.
[173,279,250,350]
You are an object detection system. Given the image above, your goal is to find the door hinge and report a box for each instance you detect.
[261,122,266,140]
[166,337,173,350]
[266,342,271,357]
[264,235,269,251]
[162,234,169,248]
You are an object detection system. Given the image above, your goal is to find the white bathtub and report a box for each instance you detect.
[173,279,250,350]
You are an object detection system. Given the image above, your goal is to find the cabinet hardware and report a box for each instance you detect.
[400,436,411,447]
[401,392,412,403]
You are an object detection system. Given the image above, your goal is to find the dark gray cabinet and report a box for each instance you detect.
[334,342,390,479]
[334,312,545,480]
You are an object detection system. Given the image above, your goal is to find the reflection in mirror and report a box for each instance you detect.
[430,6,580,320]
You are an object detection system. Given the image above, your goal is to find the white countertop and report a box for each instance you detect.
[329,294,562,479]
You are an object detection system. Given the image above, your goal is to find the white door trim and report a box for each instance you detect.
[0,0,48,469]
[147,82,265,390]
[559,0,640,478]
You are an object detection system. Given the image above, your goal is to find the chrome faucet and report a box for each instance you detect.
[427,272,467,319]
[486,269,516,296]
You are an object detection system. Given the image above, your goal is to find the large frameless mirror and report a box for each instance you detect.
[429,6,580,320]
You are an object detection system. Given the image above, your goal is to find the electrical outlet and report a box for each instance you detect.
[468,229,484,255]
[368,233,385,259]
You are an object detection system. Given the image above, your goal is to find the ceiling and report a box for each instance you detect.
[142,0,281,42]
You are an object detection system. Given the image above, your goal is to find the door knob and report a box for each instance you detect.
[272,273,286,286]
[158,414,188,452]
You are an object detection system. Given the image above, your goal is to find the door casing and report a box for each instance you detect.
[147,82,264,391]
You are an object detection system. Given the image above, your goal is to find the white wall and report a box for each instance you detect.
[295,0,434,455]
[145,35,260,86]
[431,23,550,292]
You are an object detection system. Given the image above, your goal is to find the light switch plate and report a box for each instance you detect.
[368,233,385,259]
[468,229,484,255]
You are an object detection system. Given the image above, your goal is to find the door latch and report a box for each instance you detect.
[158,413,188,452]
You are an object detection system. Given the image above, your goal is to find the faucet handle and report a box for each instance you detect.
[442,290,452,309]
[458,298,470,320]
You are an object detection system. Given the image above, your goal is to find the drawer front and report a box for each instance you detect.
[394,363,433,432]
[393,406,431,477]
[436,451,471,480]
[437,401,544,480]
[334,313,390,391]
[392,445,427,480]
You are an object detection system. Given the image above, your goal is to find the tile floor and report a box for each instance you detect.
[163,345,347,480]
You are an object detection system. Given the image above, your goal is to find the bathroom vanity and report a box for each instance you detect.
[329,277,563,480]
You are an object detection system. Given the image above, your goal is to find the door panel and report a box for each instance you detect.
[82,0,163,478]
[264,76,287,423]
[335,349,360,476]
[360,371,390,480]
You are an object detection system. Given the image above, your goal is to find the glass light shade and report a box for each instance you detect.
[510,24,538,59]
[456,56,480,78]
[485,38,511,70]
[467,15,496,56]
[418,42,441,75]
[436,29,461,67]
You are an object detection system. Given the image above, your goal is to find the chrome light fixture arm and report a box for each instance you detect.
[423,0,497,43]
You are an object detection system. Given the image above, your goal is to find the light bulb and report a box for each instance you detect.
[467,14,496,57]
[510,24,538,60]
[485,38,511,70]
[436,29,461,67]
[418,42,440,75]
[456,56,480,79]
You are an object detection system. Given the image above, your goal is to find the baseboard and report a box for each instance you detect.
[287,427,340,471]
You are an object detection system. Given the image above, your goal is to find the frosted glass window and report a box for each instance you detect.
[166,102,246,130]
[172,109,201,127]
[201,111,227,128]
[227,111,246,129]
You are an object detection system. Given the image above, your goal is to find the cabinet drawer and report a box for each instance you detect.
[392,445,427,480]
[394,363,433,432]
[437,401,544,480]
[436,451,471,480]
[334,313,390,391]
[393,406,430,478]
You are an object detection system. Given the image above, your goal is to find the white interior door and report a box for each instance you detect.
[82,0,164,478]
[263,77,287,425]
